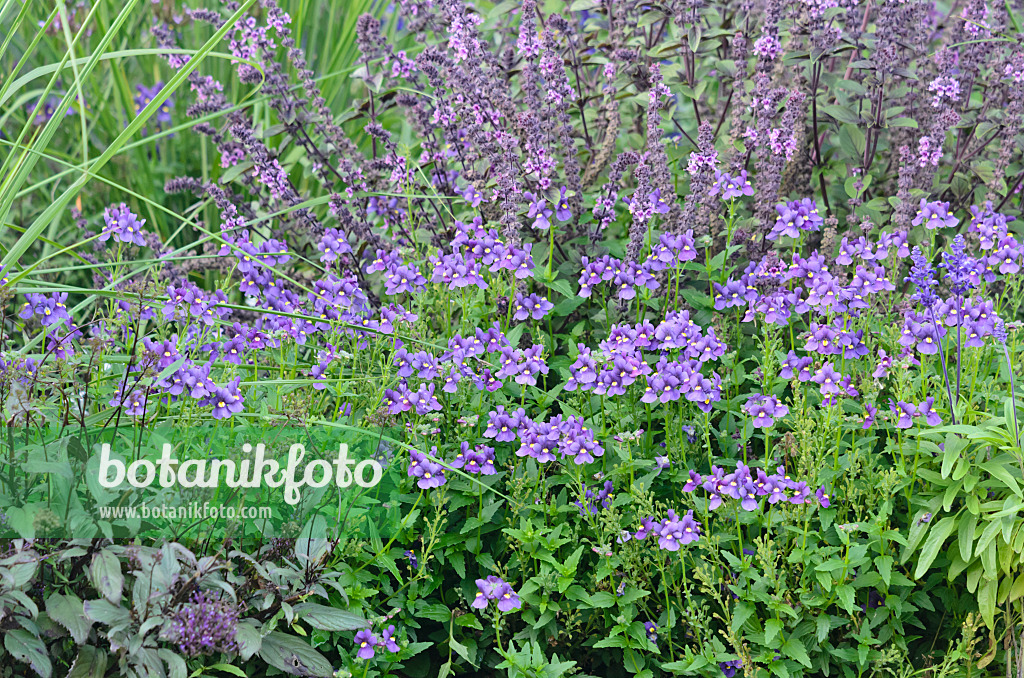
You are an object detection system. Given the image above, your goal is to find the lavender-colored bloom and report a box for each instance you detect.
[890,399,917,429]
[708,169,754,200]
[408,448,446,489]
[720,659,743,677]
[644,621,658,644]
[381,625,400,653]
[811,362,843,396]
[524,191,553,230]
[134,82,173,127]
[742,394,789,428]
[916,396,941,426]
[768,198,822,240]
[863,403,877,430]
[100,203,148,247]
[513,292,553,321]
[472,576,521,612]
[167,590,239,657]
[354,629,379,659]
[905,247,939,308]
[912,199,957,229]
[940,235,976,295]
[554,186,572,221]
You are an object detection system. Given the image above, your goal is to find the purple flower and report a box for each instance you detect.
[524,191,553,230]
[513,292,553,321]
[890,399,917,429]
[408,448,446,489]
[644,621,658,644]
[709,169,754,200]
[720,659,743,677]
[912,199,957,229]
[472,576,521,612]
[554,186,572,221]
[354,629,379,659]
[863,403,877,429]
[811,362,843,396]
[917,396,942,426]
[768,198,822,240]
[742,394,790,428]
[168,590,239,657]
[100,203,148,247]
[134,82,173,128]
[940,234,976,295]
[381,625,400,653]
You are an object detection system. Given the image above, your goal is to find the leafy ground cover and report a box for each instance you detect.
[2,0,1024,677]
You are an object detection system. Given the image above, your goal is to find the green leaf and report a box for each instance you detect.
[89,549,123,605]
[65,646,106,678]
[45,593,92,644]
[820,104,861,124]
[455,613,483,630]
[291,604,369,632]
[816,615,831,643]
[765,618,784,646]
[980,461,1023,497]
[234,620,262,661]
[874,555,893,588]
[835,584,856,613]
[978,577,998,628]
[206,665,247,677]
[5,629,51,678]
[731,601,755,634]
[782,635,812,668]
[838,124,866,159]
[587,591,617,608]
[958,513,977,562]
[258,631,334,677]
[914,516,956,579]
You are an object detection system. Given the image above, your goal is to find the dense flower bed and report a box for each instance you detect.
[3,0,1024,677]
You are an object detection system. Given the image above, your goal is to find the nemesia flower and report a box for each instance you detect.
[912,199,957,229]
[100,203,148,247]
[472,576,521,612]
[554,186,572,221]
[408,447,447,489]
[353,629,379,659]
[513,292,553,321]
[381,625,400,653]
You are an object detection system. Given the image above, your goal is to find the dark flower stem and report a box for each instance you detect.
[927,305,957,425]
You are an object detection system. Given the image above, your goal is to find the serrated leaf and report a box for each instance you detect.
[82,599,131,627]
[765,618,784,646]
[782,635,812,668]
[234,619,262,661]
[45,593,92,644]
[5,629,51,678]
[874,555,893,588]
[65,646,106,678]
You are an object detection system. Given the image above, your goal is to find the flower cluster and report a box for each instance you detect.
[471,575,521,612]
[625,509,702,550]
[353,625,401,660]
[166,590,239,657]
[682,463,832,512]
